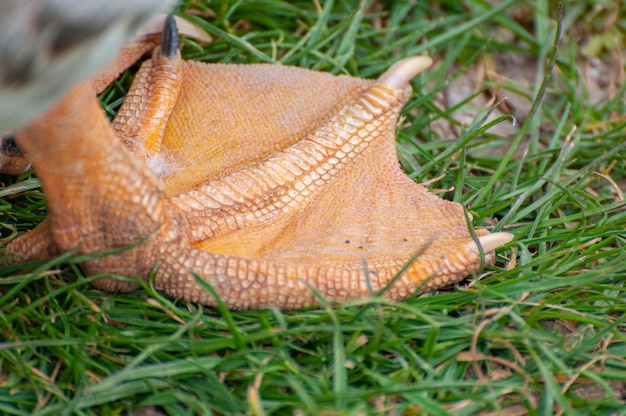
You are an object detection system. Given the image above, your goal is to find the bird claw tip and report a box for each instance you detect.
[476,232,514,253]
[377,56,433,89]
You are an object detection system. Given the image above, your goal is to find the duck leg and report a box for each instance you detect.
[7,18,513,309]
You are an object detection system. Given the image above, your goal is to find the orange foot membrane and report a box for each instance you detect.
[5,17,513,309]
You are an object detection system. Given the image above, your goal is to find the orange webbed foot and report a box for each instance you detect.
[8,17,513,309]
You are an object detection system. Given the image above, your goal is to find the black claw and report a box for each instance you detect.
[1,134,22,156]
[161,14,179,58]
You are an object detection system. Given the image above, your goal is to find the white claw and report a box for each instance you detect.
[470,232,514,254]
[377,56,433,89]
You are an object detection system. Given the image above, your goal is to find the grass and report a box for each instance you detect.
[1,0,626,414]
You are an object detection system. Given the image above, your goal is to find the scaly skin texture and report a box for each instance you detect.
[6,38,513,310]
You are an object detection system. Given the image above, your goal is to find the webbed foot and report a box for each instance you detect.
[7,16,513,309]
